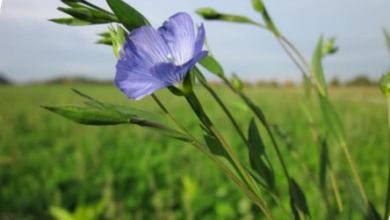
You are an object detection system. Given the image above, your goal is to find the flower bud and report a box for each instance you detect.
[380,72,390,97]
[196,8,219,19]
[109,25,126,59]
[231,74,243,91]
[58,7,93,20]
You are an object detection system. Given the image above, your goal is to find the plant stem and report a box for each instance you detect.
[195,70,292,219]
[385,97,390,220]
[151,94,275,219]
[184,92,261,197]
[340,140,368,204]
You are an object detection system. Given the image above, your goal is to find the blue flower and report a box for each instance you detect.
[115,12,208,100]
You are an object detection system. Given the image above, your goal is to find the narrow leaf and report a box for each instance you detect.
[319,138,328,189]
[96,37,113,45]
[319,95,345,144]
[198,55,225,77]
[49,18,92,26]
[106,0,149,32]
[312,36,328,97]
[290,178,311,220]
[384,28,390,55]
[247,118,275,190]
[303,74,311,98]
[41,105,129,125]
[196,8,255,24]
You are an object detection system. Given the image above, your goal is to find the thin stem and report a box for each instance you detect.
[196,70,292,219]
[184,92,261,198]
[222,76,291,181]
[329,170,344,212]
[151,94,275,219]
[340,141,368,204]
[280,36,326,97]
[384,97,390,220]
[300,101,344,212]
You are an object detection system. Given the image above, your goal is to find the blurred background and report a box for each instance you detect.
[1,0,390,219]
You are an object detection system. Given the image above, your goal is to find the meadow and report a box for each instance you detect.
[0,85,387,219]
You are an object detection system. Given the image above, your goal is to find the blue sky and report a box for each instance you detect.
[0,0,390,83]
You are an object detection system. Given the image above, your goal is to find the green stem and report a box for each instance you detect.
[184,92,261,197]
[195,70,292,219]
[340,140,368,204]
[151,94,275,219]
[222,76,291,181]
[385,96,390,220]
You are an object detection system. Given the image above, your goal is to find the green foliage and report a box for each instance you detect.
[0,86,388,219]
[108,25,127,58]
[198,55,225,77]
[379,72,390,96]
[319,95,345,144]
[106,0,150,31]
[290,179,311,220]
[49,18,92,26]
[312,36,328,97]
[196,8,256,24]
[250,0,281,36]
[231,74,244,91]
[247,118,275,190]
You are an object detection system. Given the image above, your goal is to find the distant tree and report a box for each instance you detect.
[345,75,372,87]
[330,77,340,87]
[283,80,295,88]
[0,73,11,85]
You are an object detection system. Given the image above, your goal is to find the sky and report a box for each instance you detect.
[0,0,390,84]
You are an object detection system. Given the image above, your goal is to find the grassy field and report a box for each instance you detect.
[0,85,388,220]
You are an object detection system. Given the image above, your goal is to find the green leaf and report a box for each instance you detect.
[109,25,127,58]
[44,89,189,141]
[303,74,311,98]
[41,105,129,125]
[203,135,241,179]
[198,55,225,77]
[312,36,328,97]
[96,37,112,45]
[106,0,149,32]
[384,28,390,55]
[58,7,93,20]
[49,206,74,220]
[231,74,244,91]
[57,7,117,24]
[319,138,328,189]
[196,8,254,24]
[323,37,338,56]
[250,0,280,36]
[290,178,311,220]
[344,176,367,218]
[49,18,92,26]
[247,118,275,190]
[319,95,345,144]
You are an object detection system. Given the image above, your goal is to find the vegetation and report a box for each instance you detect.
[0,85,387,219]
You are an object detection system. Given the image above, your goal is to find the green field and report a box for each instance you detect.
[0,85,387,219]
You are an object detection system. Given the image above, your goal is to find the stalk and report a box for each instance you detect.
[151,94,275,219]
[195,69,292,219]
[183,92,261,199]
[385,97,390,220]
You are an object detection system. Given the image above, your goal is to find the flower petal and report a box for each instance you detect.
[115,59,169,101]
[193,23,206,56]
[158,12,195,65]
[120,26,170,67]
[151,51,209,85]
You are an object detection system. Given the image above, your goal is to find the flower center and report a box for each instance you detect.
[167,53,175,63]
